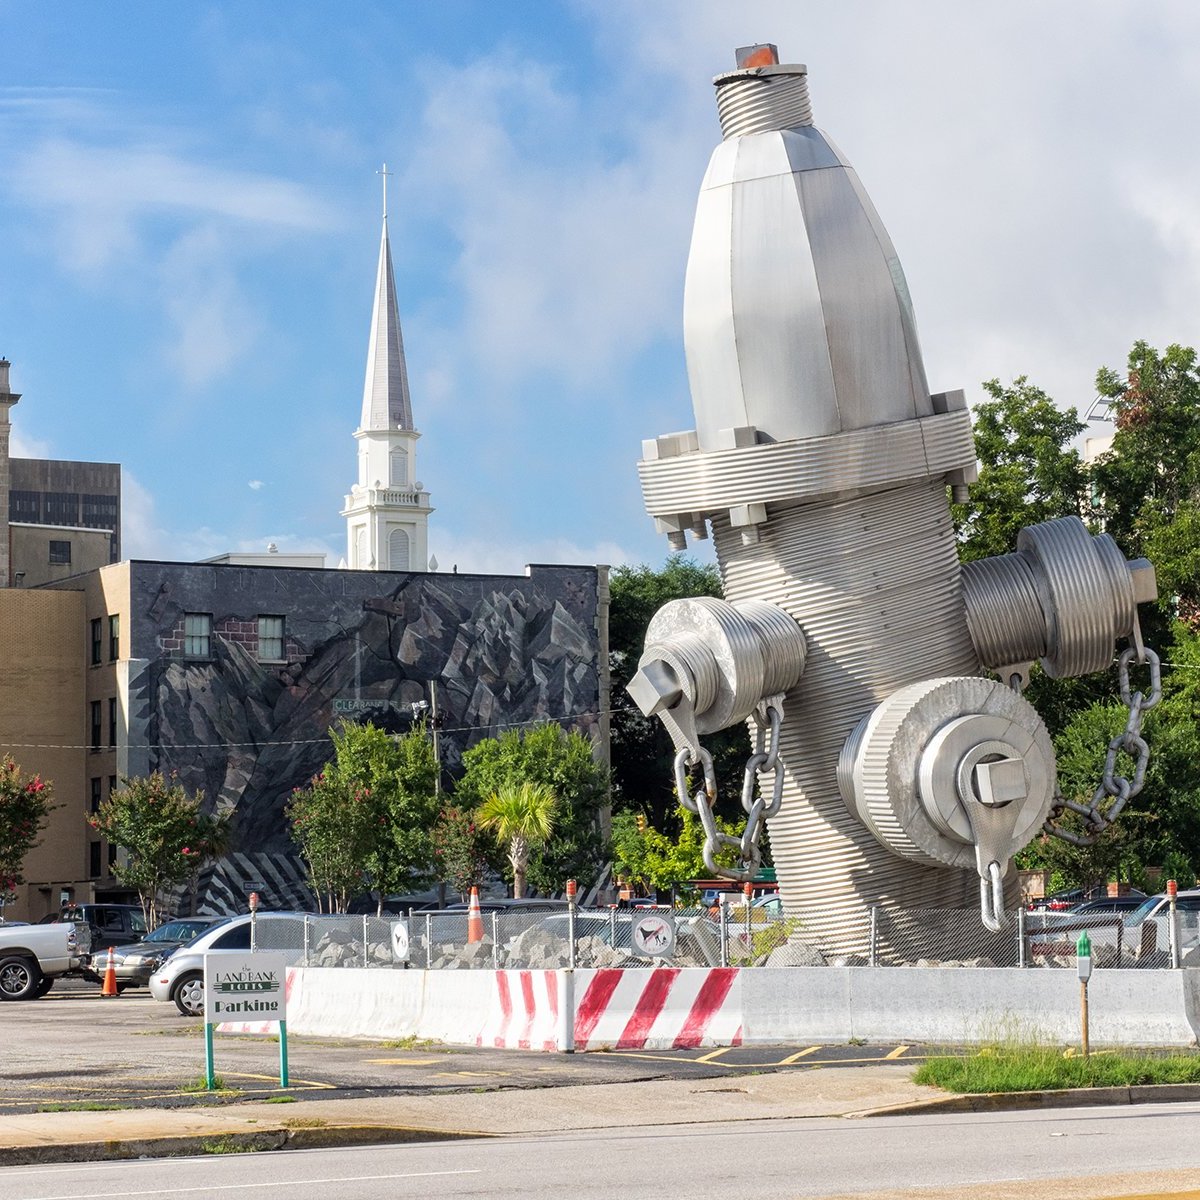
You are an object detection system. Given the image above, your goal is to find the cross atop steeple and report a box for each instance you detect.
[377,162,392,221]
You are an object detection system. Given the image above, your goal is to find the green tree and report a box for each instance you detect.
[287,721,439,914]
[610,808,741,899]
[477,781,558,899]
[432,806,489,899]
[951,376,1087,562]
[608,556,750,834]
[92,773,205,928]
[456,723,608,892]
[286,771,371,913]
[0,756,54,905]
[1091,341,1200,629]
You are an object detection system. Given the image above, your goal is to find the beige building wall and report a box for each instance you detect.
[10,524,114,588]
[0,589,88,920]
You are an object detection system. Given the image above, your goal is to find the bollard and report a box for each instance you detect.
[1168,878,1180,969]
[567,879,577,970]
[1077,930,1092,1059]
[556,968,576,1053]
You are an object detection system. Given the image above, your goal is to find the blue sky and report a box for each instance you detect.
[2,2,1199,574]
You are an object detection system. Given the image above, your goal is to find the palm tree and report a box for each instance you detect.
[477,781,558,899]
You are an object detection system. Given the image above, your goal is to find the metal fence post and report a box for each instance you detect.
[425,912,432,969]
[362,915,369,969]
[868,906,878,967]
[719,902,728,968]
[492,912,499,969]
[303,915,310,967]
[609,905,617,952]
[1017,905,1026,968]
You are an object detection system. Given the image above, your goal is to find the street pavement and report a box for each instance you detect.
[3,983,1199,1166]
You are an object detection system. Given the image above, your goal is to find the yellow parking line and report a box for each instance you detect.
[885,1045,911,1059]
[778,1047,822,1065]
[364,1057,443,1066]
[693,1047,733,1064]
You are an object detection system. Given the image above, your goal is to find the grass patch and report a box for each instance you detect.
[282,1117,327,1129]
[374,1035,441,1050]
[181,1074,234,1094]
[37,1101,130,1113]
[259,1095,297,1104]
[202,1137,262,1155]
[915,1044,1200,1093]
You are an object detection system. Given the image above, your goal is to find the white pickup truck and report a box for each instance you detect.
[0,919,90,1000]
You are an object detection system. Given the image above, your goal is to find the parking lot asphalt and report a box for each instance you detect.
[5,981,937,1115]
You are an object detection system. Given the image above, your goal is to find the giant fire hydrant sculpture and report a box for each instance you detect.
[629,46,1159,951]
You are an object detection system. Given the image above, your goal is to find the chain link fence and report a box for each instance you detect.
[248,905,1198,971]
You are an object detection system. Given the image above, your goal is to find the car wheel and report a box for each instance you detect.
[34,975,54,998]
[0,955,43,1001]
[173,971,204,1016]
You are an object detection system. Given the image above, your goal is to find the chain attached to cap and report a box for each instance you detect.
[673,695,786,880]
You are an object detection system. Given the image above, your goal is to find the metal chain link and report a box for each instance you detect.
[672,695,786,881]
[1036,645,1162,846]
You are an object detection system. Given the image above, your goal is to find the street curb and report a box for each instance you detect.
[0,1124,492,1167]
[847,1082,1200,1118]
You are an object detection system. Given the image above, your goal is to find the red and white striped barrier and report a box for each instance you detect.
[473,967,742,1052]
[476,969,563,1051]
[573,967,742,1051]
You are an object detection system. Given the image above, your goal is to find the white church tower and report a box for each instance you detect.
[342,167,433,572]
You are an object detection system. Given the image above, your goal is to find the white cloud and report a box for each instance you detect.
[248,480,265,491]
[157,225,261,389]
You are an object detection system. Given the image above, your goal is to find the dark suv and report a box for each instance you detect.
[38,903,147,952]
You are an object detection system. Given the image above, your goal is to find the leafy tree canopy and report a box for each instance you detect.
[455,723,607,894]
[0,756,53,903]
[287,721,439,913]
[92,773,205,928]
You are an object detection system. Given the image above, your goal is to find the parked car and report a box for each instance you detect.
[85,917,224,990]
[1070,896,1148,915]
[148,913,310,1016]
[38,903,147,951]
[0,919,88,1000]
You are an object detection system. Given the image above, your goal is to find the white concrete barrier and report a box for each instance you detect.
[280,966,1200,1050]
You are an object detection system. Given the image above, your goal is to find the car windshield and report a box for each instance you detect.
[180,917,234,947]
[146,921,207,943]
[1123,898,1161,927]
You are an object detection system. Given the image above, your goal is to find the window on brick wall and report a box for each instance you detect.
[49,540,71,565]
[108,614,120,661]
[258,615,285,661]
[90,777,101,814]
[184,612,212,658]
[91,619,102,666]
[89,842,102,878]
[108,698,117,747]
[90,701,101,751]
[107,843,117,867]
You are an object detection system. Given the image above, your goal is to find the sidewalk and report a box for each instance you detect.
[3,1065,1198,1166]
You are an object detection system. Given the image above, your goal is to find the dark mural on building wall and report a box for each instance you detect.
[125,562,605,914]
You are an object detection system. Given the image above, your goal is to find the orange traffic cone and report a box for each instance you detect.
[101,947,118,998]
[467,886,484,944]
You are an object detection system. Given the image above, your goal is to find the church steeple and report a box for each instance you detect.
[341,166,433,573]
[361,173,413,432]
